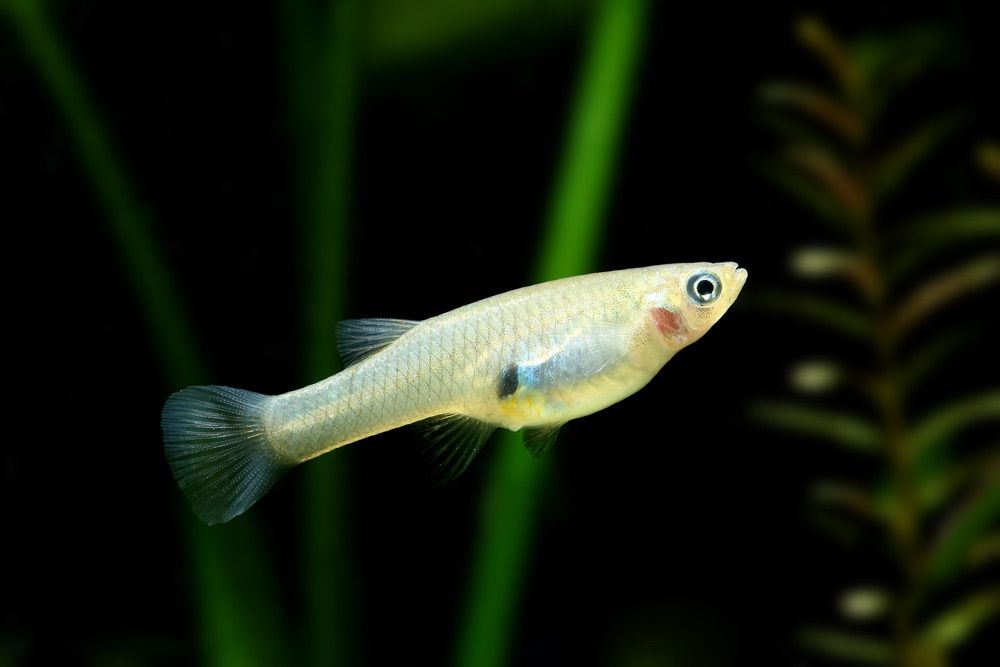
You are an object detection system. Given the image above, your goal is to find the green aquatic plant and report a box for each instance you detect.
[1,1,292,665]
[456,1,648,665]
[281,1,359,665]
[754,16,1000,667]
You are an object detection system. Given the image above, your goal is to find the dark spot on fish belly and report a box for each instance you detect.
[497,364,519,398]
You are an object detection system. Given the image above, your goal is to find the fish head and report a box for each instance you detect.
[644,261,748,348]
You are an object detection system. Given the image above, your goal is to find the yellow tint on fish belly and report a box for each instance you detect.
[498,391,547,425]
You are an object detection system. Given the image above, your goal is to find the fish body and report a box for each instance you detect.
[163,262,747,524]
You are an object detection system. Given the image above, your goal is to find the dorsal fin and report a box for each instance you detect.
[416,414,496,482]
[336,318,420,366]
[523,422,565,457]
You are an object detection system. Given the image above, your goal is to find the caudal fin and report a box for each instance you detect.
[162,386,292,525]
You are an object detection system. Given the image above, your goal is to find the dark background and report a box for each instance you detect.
[3,1,997,665]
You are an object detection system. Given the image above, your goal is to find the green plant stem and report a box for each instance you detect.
[876,342,921,659]
[861,222,920,557]
[454,1,648,665]
[3,2,290,665]
[853,120,921,667]
[283,0,359,665]
[3,0,201,382]
[185,521,292,667]
[858,191,919,662]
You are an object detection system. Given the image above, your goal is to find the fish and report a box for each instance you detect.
[162,262,747,524]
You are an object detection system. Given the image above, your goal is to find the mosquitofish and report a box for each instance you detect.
[163,262,748,524]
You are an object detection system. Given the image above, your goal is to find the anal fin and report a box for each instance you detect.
[417,414,496,482]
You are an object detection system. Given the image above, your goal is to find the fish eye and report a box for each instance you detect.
[686,271,721,305]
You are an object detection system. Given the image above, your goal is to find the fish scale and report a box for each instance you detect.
[162,262,747,524]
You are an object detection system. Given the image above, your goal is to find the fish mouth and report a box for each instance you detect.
[733,265,748,288]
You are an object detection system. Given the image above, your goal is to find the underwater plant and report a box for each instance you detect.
[456,2,649,665]
[2,1,294,665]
[754,16,1000,667]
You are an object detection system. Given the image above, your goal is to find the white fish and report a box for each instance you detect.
[163,262,747,524]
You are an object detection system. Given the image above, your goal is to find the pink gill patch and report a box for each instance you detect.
[651,307,688,339]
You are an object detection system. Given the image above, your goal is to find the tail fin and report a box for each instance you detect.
[162,386,292,525]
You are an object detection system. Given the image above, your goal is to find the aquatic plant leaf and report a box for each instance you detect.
[810,480,877,520]
[922,468,1000,590]
[6,1,292,664]
[873,111,965,201]
[895,207,1000,242]
[889,254,1000,341]
[757,158,856,235]
[799,627,893,665]
[790,247,874,299]
[967,533,1000,568]
[807,507,865,546]
[874,449,982,519]
[919,587,1000,650]
[850,26,952,123]
[887,207,1000,282]
[839,587,891,622]
[909,390,1000,454]
[976,141,1000,183]
[794,17,861,98]
[790,246,859,279]
[751,290,870,339]
[756,110,838,150]
[366,0,585,69]
[759,82,862,144]
[286,0,363,663]
[752,401,880,452]
[789,360,844,394]
[899,329,972,396]
[892,206,1000,249]
[785,146,869,220]
[914,462,977,515]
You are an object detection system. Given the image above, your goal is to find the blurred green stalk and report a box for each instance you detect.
[3,1,290,665]
[455,1,648,665]
[282,0,358,665]
[3,0,200,380]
